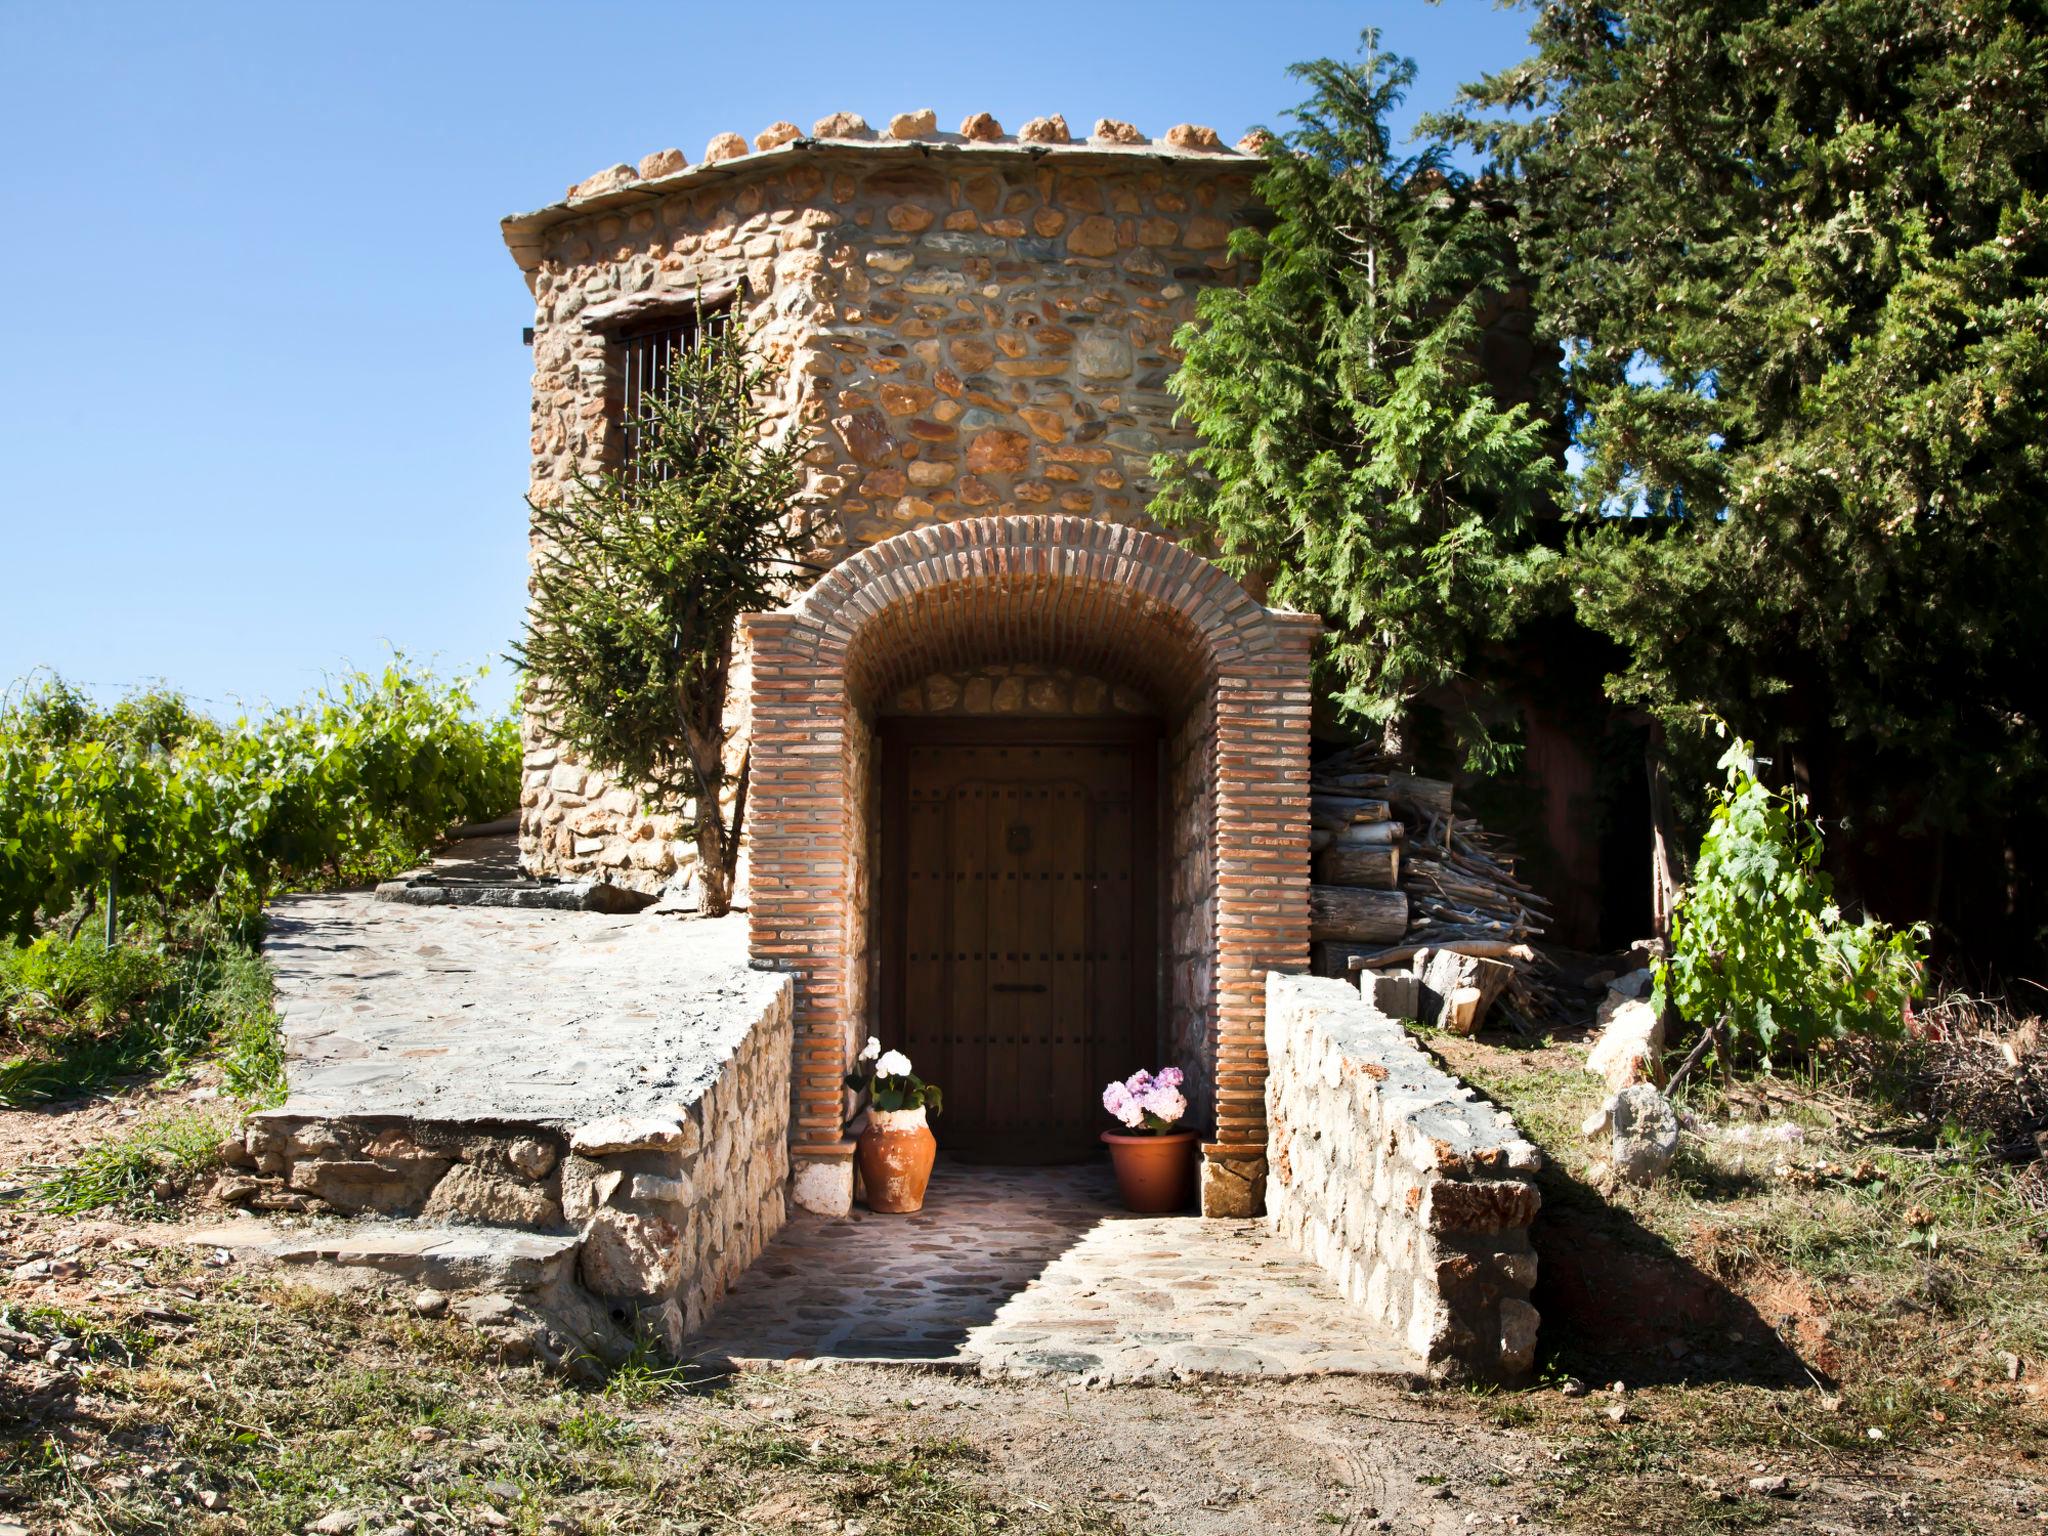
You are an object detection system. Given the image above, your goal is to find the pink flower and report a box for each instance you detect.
[1101,1080,1144,1128]
[1140,1084,1187,1126]
[1104,1065,1188,1131]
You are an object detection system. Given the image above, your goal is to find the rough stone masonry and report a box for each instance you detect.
[501,112,1262,891]
[1265,974,1544,1383]
[228,894,794,1360]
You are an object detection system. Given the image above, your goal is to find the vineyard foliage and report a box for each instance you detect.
[0,661,519,940]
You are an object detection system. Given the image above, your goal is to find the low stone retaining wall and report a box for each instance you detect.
[230,973,793,1358]
[1265,974,1543,1384]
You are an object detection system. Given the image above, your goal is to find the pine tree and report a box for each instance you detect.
[1154,34,1562,767]
[1440,0,2048,960]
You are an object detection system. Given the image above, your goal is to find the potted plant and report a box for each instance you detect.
[1100,1067,1196,1212]
[844,1037,943,1213]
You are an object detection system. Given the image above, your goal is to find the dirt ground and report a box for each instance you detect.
[1,1147,2039,1535]
[5,983,2048,1535]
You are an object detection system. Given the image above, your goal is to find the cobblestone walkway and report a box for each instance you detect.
[689,1163,1417,1383]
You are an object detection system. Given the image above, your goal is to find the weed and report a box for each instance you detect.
[36,1108,233,1214]
[597,1331,704,1406]
[0,909,283,1108]
[0,933,172,1025]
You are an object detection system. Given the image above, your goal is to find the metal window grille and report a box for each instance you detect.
[616,306,728,482]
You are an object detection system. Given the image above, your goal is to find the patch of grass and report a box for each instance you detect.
[0,909,283,1108]
[36,1108,234,1214]
[1432,1021,2048,1500]
[0,933,174,1025]
[595,1331,705,1406]
[0,1301,157,1368]
[0,1278,1129,1536]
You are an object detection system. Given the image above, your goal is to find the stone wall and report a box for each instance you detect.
[1264,974,1543,1383]
[506,125,1259,888]
[569,977,792,1340]
[882,664,1155,718]
[233,972,793,1356]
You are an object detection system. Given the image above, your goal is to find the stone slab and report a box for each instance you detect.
[178,1219,582,1292]
[261,888,781,1129]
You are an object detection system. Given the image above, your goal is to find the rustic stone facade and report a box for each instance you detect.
[502,125,1260,892]
[743,514,1319,1216]
[504,122,1327,1216]
[1264,975,1543,1383]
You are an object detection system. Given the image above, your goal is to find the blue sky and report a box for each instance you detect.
[0,1,1536,719]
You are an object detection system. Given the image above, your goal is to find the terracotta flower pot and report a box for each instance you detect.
[1101,1128,1197,1213]
[857,1106,937,1213]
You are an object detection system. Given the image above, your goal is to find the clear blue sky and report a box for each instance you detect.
[0,1,1535,719]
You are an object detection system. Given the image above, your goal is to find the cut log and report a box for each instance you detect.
[1415,947,1515,1034]
[1443,986,1486,1037]
[1385,773,1454,819]
[1309,885,1410,944]
[1347,938,1534,970]
[1313,941,1378,979]
[1329,820,1402,847]
[1315,844,1400,889]
[1361,969,1421,1020]
[1308,794,1392,823]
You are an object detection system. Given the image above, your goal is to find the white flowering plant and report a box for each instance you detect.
[1101,1067,1188,1133]
[844,1036,944,1114]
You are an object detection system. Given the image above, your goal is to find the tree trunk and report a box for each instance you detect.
[695,803,733,917]
[681,717,733,918]
[1645,724,1687,943]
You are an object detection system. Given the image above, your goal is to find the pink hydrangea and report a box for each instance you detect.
[1101,1079,1145,1129]
[1102,1065,1187,1131]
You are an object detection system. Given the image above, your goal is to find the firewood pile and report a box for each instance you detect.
[1307,741,1571,1031]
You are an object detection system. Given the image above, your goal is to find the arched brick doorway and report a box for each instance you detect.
[742,515,1317,1217]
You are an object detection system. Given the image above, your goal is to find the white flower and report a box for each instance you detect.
[875,1049,913,1078]
[858,1036,881,1063]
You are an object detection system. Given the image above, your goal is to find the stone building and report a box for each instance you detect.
[501,111,1321,1216]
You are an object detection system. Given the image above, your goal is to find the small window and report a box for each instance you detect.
[615,304,731,481]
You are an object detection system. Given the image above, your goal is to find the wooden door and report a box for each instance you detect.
[879,719,1159,1162]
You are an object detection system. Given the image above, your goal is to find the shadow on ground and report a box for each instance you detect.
[1529,1159,1824,1391]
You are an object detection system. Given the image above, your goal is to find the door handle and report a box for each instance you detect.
[992,982,1048,993]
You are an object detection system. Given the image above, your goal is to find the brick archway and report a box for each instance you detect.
[742,515,1317,1217]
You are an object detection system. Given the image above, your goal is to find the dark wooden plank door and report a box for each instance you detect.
[881,722,1158,1162]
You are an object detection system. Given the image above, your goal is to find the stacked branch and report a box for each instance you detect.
[1308,741,1572,1031]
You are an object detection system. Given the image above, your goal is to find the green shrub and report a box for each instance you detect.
[0,912,284,1108]
[0,933,173,1025]
[1655,737,1927,1071]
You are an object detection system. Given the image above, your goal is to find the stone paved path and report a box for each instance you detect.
[263,877,775,1129]
[690,1163,1418,1383]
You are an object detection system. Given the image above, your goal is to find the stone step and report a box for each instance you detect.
[181,1218,581,1294]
